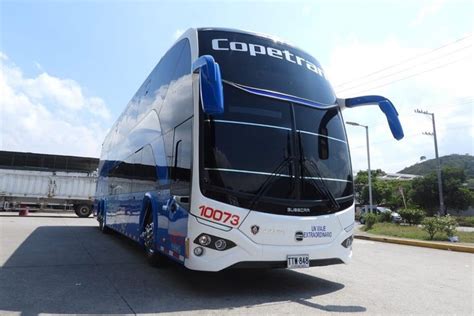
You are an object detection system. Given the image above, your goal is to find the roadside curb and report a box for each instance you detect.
[354,234,474,254]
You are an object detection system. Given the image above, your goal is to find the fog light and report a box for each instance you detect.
[198,234,211,246]
[214,239,227,251]
[341,235,353,248]
[194,246,204,256]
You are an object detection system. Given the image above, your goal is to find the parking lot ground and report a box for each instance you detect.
[0,215,472,315]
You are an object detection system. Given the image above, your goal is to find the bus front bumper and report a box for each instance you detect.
[184,216,353,272]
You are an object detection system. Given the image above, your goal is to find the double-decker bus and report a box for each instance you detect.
[95,28,403,271]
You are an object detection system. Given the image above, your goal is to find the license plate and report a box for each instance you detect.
[287,254,310,269]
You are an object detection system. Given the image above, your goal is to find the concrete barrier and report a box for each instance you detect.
[355,234,474,254]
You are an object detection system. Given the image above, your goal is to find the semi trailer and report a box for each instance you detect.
[0,151,98,217]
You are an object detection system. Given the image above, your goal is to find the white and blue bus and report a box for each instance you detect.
[95,28,403,271]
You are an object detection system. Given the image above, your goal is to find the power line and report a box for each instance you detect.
[349,132,420,149]
[337,55,470,96]
[337,44,472,94]
[344,99,473,133]
[349,125,473,149]
[334,34,472,89]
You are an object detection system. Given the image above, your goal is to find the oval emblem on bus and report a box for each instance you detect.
[295,231,304,241]
[251,225,260,235]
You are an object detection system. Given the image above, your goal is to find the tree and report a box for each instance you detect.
[442,167,472,211]
[386,181,413,209]
[354,169,414,208]
[354,169,386,205]
[444,186,473,214]
[409,167,473,215]
[354,170,368,204]
[409,173,438,215]
[361,180,392,206]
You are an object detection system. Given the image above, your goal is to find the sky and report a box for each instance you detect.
[0,0,473,173]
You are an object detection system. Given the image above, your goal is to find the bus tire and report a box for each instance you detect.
[143,213,162,267]
[75,204,92,218]
[98,214,110,234]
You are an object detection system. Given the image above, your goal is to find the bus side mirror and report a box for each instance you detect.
[192,55,224,115]
[337,95,404,140]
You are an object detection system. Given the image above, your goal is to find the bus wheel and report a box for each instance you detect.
[98,214,110,233]
[75,204,92,218]
[143,217,162,267]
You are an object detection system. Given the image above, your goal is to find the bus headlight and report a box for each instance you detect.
[214,239,227,251]
[194,233,236,251]
[198,234,211,246]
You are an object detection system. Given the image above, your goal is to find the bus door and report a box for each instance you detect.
[166,118,192,258]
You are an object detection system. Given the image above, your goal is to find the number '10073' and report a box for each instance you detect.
[198,205,240,226]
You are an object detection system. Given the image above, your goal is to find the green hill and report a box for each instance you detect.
[398,154,474,179]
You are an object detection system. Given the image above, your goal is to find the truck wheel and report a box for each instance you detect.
[75,205,92,218]
[143,214,163,267]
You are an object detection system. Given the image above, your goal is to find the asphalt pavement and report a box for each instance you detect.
[0,214,472,315]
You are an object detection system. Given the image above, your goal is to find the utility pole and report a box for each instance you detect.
[415,109,445,215]
[347,121,373,209]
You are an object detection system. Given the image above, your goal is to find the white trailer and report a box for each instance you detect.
[0,168,97,217]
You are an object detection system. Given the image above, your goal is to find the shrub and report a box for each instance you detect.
[421,217,440,240]
[422,215,459,240]
[378,211,392,223]
[363,212,378,230]
[399,208,425,225]
[438,215,458,237]
[454,216,474,227]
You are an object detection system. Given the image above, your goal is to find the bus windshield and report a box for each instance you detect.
[198,29,353,216]
[199,84,353,216]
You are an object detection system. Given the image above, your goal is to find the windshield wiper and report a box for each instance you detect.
[249,135,295,211]
[298,132,340,211]
[248,156,295,211]
[303,158,340,210]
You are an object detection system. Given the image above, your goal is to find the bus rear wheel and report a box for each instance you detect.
[75,204,92,218]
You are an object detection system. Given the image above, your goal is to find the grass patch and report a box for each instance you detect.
[364,222,474,243]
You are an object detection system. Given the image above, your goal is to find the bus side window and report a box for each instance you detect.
[163,130,175,176]
[158,39,192,135]
[112,159,131,195]
[140,145,159,189]
[108,163,117,195]
[149,40,186,120]
[131,149,142,193]
[109,161,124,195]
[123,154,134,194]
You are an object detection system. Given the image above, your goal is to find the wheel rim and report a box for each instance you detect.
[144,222,155,254]
[78,207,89,216]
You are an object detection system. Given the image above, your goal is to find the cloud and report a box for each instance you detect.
[0,53,112,157]
[411,0,446,27]
[325,38,473,173]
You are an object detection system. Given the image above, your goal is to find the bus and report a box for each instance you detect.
[95,27,404,271]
